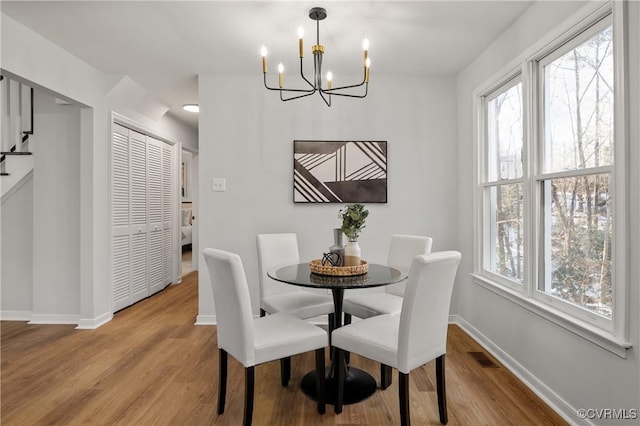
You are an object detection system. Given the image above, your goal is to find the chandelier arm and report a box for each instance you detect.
[299,58,316,89]
[271,87,317,93]
[264,73,316,93]
[324,72,367,92]
[321,74,368,97]
[325,81,366,91]
[318,89,331,107]
[280,90,317,102]
[320,85,368,98]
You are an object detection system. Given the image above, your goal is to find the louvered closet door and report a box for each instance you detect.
[111,124,176,312]
[129,130,149,304]
[147,137,164,295]
[161,142,174,285]
[111,124,131,311]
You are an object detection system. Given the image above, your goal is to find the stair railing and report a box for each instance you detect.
[1,75,34,177]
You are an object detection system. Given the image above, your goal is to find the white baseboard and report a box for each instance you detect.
[449,314,587,425]
[195,314,216,325]
[29,313,80,325]
[76,312,113,329]
[0,310,32,321]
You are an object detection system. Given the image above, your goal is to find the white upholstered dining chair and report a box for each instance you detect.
[256,233,335,351]
[343,234,433,319]
[342,234,432,386]
[203,248,327,426]
[332,251,461,426]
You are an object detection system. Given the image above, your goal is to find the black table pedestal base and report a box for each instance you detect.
[301,367,377,405]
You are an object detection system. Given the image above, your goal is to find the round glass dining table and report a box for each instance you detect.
[268,262,406,405]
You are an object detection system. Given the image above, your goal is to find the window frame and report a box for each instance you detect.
[472,1,631,357]
[480,75,527,293]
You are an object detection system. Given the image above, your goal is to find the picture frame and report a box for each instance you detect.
[293,140,388,203]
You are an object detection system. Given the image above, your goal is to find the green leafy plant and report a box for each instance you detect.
[339,204,369,240]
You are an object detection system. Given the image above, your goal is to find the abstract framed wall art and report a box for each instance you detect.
[293,140,387,203]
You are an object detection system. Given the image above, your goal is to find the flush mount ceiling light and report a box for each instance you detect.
[261,7,370,107]
[182,104,199,113]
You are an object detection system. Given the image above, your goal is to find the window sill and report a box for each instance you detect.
[471,273,632,358]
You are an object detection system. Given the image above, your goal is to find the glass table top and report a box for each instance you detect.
[268,262,406,291]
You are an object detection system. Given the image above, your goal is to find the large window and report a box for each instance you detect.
[476,8,627,349]
[538,21,614,319]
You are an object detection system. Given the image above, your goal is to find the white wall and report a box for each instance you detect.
[0,14,109,327]
[1,13,198,326]
[197,74,459,322]
[455,1,640,424]
[1,175,33,317]
[2,12,111,327]
[159,113,198,152]
[30,92,81,322]
[110,103,198,150]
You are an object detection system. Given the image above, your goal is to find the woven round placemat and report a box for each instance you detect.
[309,259,368,276]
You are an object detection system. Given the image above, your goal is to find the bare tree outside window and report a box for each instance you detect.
[486,82,524,283]
[542,25,613,318]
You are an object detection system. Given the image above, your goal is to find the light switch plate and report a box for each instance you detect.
[212,178,226,192]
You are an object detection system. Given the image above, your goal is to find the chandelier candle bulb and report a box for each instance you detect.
[298,26,304,57]
[261,46,268,73]
[278,63,284,88]
[327,71,333,91]
[365,58,371,83]
[363,38,369,66]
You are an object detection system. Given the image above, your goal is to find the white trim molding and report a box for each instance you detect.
[195,314,216,325]
[76,312,113,329]
[29,314,80,325]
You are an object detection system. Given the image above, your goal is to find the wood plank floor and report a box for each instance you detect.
[1,272,567,425]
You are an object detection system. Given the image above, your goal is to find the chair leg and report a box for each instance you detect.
[315,348,326,414]
[381,364,392,389]
[280,356,291,387]
[218,349,228,415]
[436,355,448,425]
[243,366,255,426]
[399,372,410,426]
[335,348,345,414]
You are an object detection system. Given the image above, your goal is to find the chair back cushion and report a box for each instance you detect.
[397,251,461,373]
[385,234,433,296]
[256,233,301,300]
[203,248,256,366]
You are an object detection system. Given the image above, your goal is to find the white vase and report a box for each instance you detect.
[344,239,361,267]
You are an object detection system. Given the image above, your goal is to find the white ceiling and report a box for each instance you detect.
[1,1,536,129]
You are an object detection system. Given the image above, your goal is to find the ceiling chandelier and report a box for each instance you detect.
[261,7,370,107]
